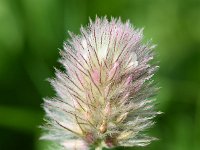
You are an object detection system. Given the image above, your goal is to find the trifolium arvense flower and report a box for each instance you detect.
[41,17,160,150]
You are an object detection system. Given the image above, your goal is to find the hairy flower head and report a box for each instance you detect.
[41,17,160,150]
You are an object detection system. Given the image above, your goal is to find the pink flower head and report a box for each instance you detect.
[41,17,160,150]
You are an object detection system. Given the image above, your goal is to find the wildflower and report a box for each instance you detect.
[41,17,160,150]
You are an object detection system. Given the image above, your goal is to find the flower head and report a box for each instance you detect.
[41,17,160,150]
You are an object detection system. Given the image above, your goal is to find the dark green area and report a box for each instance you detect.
[0,0,200,150]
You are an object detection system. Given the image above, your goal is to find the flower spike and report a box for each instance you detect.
[41,17,160,150]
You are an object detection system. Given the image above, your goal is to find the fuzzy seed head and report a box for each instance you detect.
[41,17,160,150]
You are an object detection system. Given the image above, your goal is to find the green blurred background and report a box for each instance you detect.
[0,0,200,149]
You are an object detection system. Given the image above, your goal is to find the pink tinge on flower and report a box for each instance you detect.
[108,62,119,81]
[124,75,133,86]
[105,137,115,148]
[91,69,100,85]
[85,132,95,144]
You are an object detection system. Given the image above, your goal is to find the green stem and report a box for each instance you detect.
[94,146,103,150]
[94,141,104,150]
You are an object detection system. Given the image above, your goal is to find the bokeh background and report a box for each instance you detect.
[0,0,200,150]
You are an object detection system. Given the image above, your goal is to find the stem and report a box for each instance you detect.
[95,146,103,150]
[94,141,104,150]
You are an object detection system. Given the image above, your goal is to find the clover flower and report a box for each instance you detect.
[41,17,160,150]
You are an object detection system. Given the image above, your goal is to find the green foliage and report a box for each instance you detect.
[0,0,200,150]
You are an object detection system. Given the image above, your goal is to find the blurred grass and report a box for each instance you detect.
[0,0,200,150]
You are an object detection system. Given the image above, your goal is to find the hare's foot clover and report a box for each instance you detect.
[41,17,160,150]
